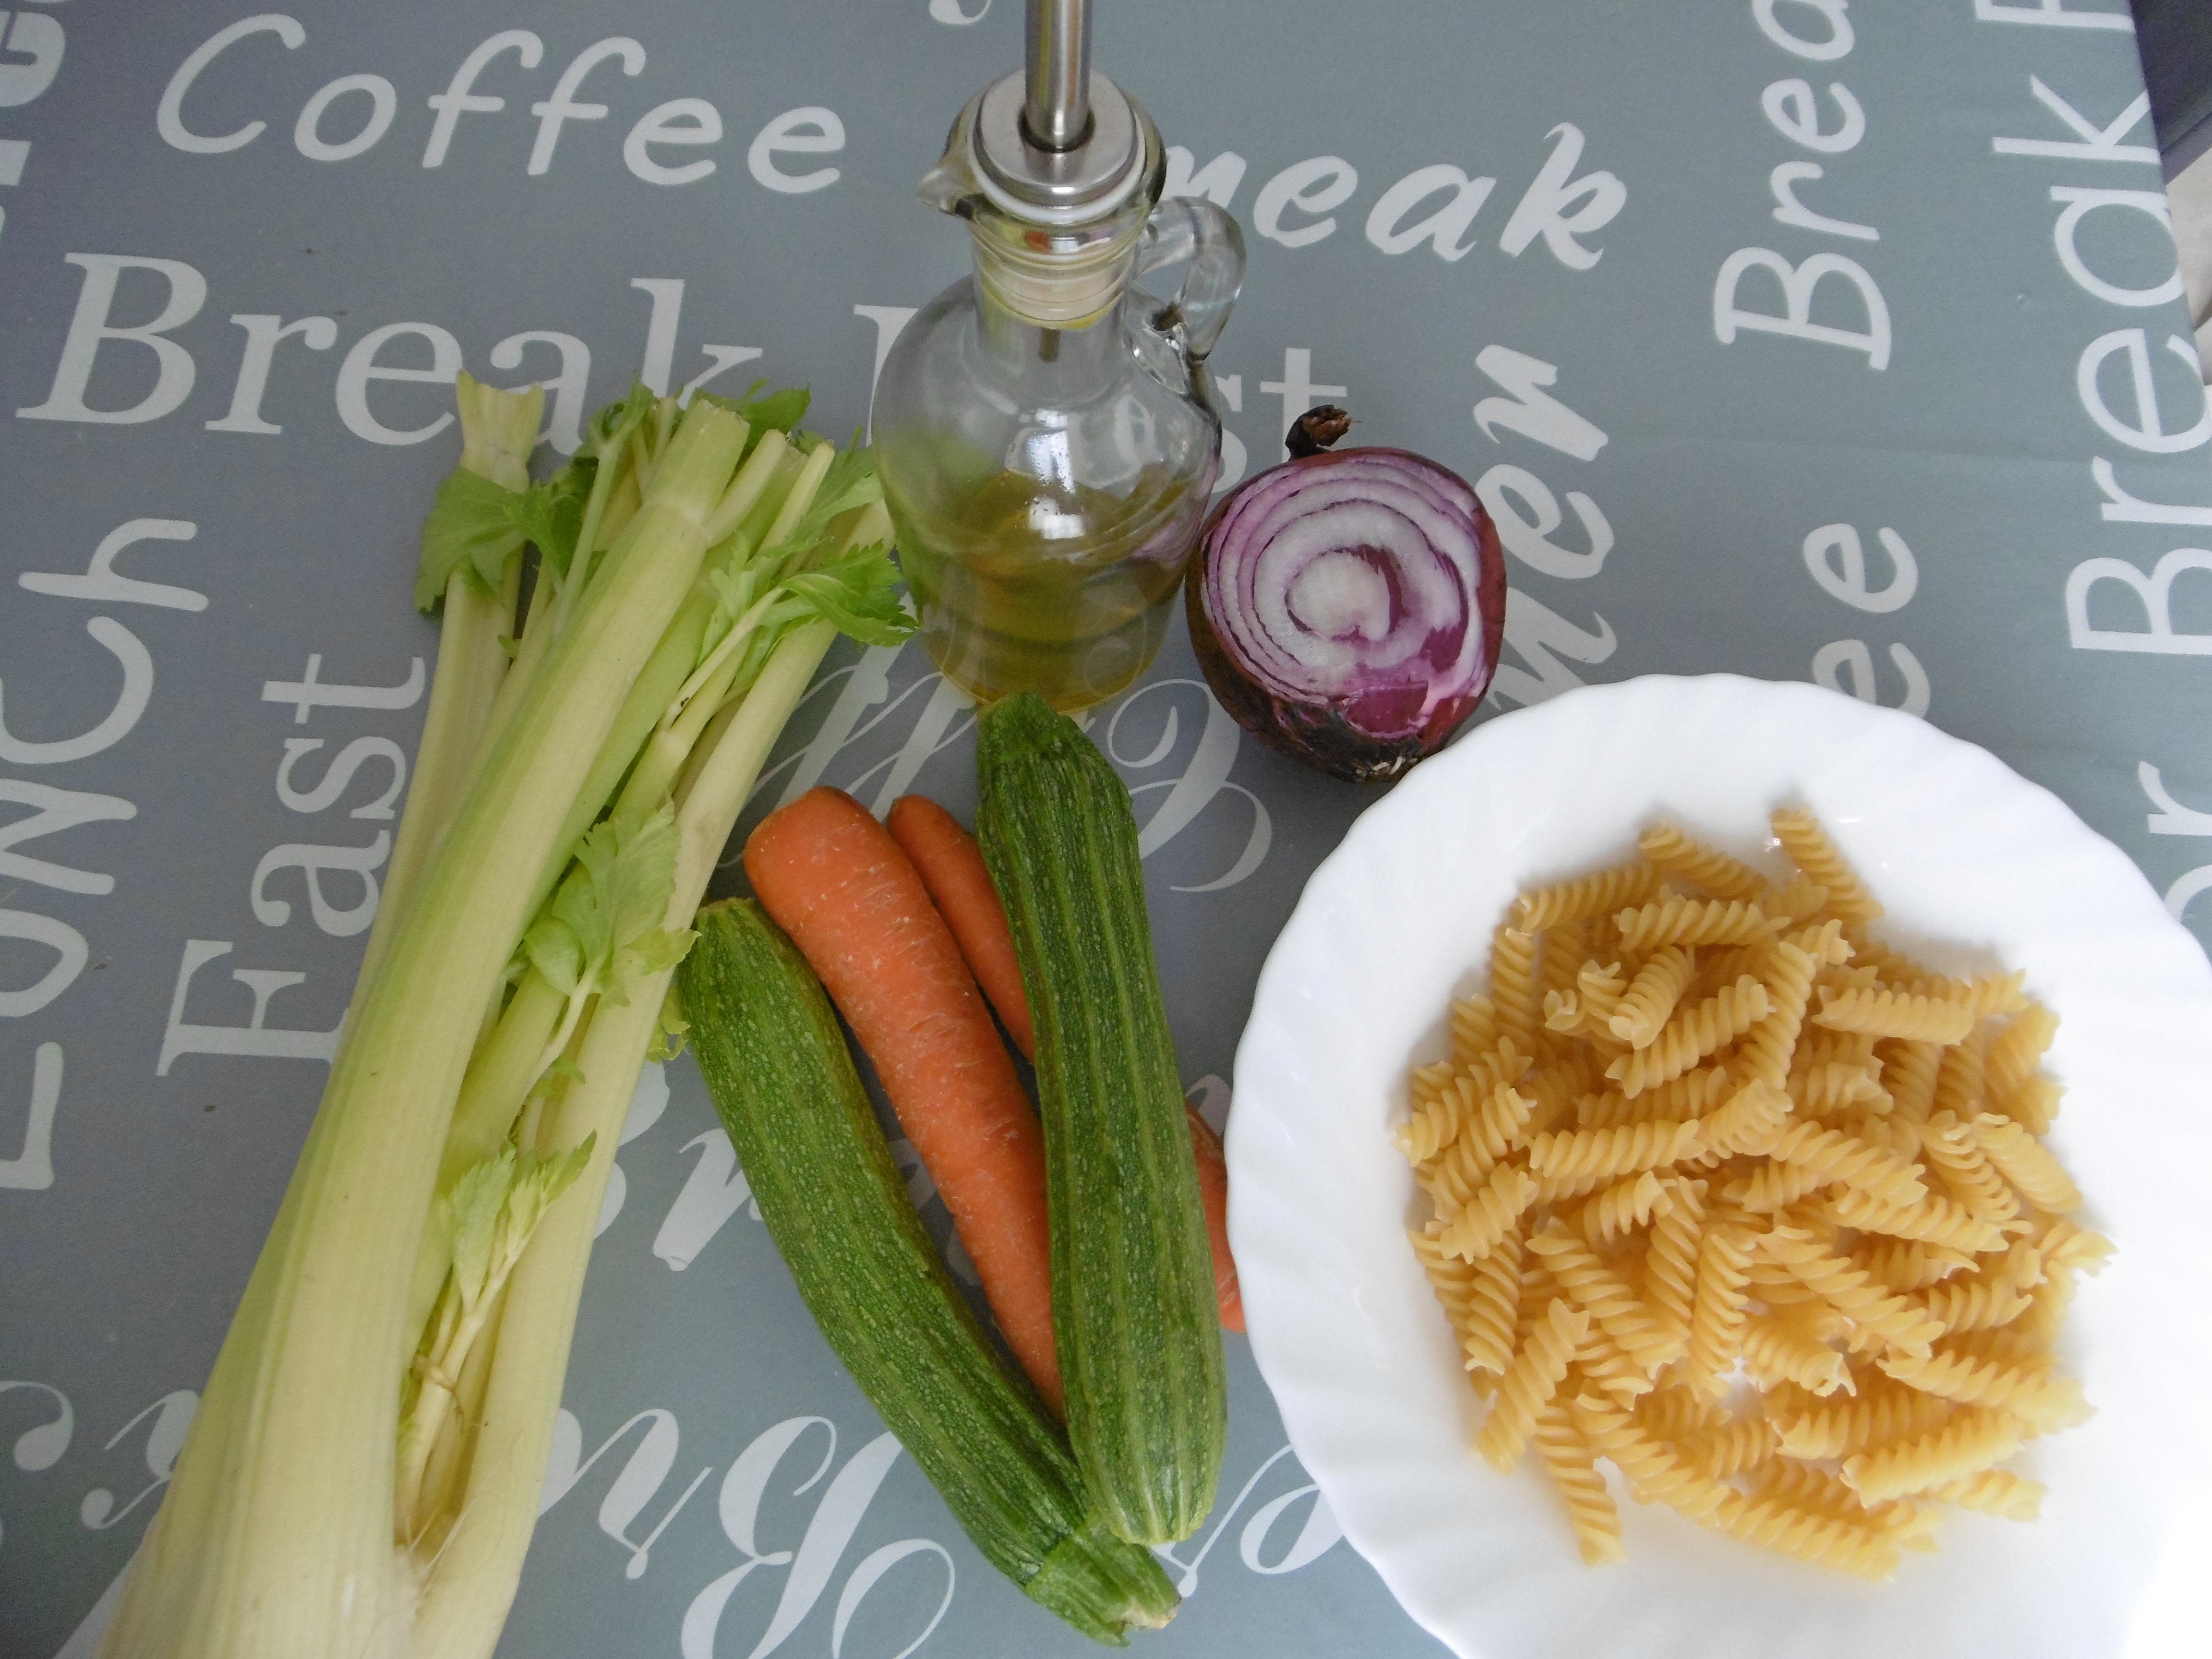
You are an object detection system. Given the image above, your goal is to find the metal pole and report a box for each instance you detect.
[1022,0,1091,152]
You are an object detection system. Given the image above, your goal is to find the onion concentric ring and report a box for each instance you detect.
[1187,445,1506,782]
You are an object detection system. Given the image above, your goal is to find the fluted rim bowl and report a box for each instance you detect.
[1226,673,2212,1659]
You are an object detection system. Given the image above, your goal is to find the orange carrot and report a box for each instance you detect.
[1186,1106,1245,1334]
[888,790,1245,1334]
[888,794,1037,1059]
[744,786,1062,1414]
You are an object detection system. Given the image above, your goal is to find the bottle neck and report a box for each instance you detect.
[971,260,1130,398]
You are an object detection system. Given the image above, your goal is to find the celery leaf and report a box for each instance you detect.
[585,382,660,461]
[446,1149,515,1316]
[523,915,586,1000]
[506,462,592,579]
[504,1137,596,1254]
[415,469,526,613]
[755,445,884,580]
[780,541,915,646]
[702,565,762,658]
[697,382,810,454]
[648,980,691,1063]
[608,926,696,1006]
[606,805,680,949]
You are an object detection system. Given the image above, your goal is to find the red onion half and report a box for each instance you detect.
[1186,426,1506,783]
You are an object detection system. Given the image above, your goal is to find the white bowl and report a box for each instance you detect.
[1227,674,2212,1659]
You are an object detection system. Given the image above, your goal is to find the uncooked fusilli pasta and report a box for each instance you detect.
[1393,809,2103,1576]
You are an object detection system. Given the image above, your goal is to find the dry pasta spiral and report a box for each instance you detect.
[1635,1386,1728,1441]
[1760,1224,1948,1354]
[1769,1378,1956,1461]
[1765,1120,1928,1208]
[1853,1238,1972,1292]
[1638,823,1768,901]
[1573,1313,1659,1403]
[1540,920,1591,1010]
[1881,1039,1944,1120]
[1395,1039,1532,1163]
[1916,1111,2019,1223]
[1932,1036,1986,1122]
[1641,1177,1707,1340]
[1984,1003,2059,1100]
[1734,941,1819,1089]
[1814,986,1978,1044]
[1570,1392,1733,1525]
[2036,1217,2115,1275]
[1754,1460,1912,1531]
[1456,1233,1525,1377]
[1531,1222,1685,1373]
[1770,806,1883,923]
[1615,897,1779,952]
[1607,946,1694,1046]
[1915,1274,2032,1334]
[1927,1469,2044,1521]
[1608,976,1770,1095]
[1724,1158,1833,1214]
[1791,1061,1889,1118]
[1578,1065,1735,1129]
[1760,874,1833,925]
[1994,1073,2061,1135]
[1419,1085,1538,1214]
[1527,1118,1702,1182]
[1449,996,1500,1065]
[1701,1078,1793,1157]
[1683,1224,1754,1398]
[1740,1316,1854,1396]
[1823,1186,2008,1253]
[1532,1402,1626,1564]
[1580,1169,1671,1248]
[1674,1415,1780,1479]
[1490,926,1540,1053]
[1435,1163,1539,1261]
[1842,1408,2021,1504]
[1576,959,1627,1029]
[1972,1114,2083,1213]
[1516,862,1662,932]
[1875,1347,2091,1432]
[1473,1296,1587,1470]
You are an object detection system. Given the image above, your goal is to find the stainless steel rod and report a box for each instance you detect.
[1023,0,1091,151]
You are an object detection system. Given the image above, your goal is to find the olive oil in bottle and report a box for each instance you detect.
[884,460,1208,709]
[868,1,1242,709]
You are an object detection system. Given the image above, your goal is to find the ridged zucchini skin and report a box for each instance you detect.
[975,694,1227,1546]
[681,901,1178,1645]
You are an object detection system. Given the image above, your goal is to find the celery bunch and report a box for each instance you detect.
[101,376,908,1659]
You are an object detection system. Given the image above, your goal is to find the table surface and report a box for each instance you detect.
[3,3,2208,1657]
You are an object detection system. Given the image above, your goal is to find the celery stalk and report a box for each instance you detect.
[361,378,542,995]
[411,621,838,1659]
[104,372,910,1659]
[100,403,749,1659]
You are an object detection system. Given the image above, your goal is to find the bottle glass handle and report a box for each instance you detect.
[1136,196,1245,363]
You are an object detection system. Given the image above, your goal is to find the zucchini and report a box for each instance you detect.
[680,900,1178,1646]
[975,693,1226,1546]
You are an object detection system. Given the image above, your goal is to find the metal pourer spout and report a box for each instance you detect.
[919,0,1150,230]
[1022,0,1092,152]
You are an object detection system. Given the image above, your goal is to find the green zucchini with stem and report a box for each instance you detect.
[975,692,1226,1546]
[681,900,1180,1647]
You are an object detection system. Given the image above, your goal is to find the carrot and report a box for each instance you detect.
[1185,1106,1244,1334]
[889,791,1244,1334]
[744,786,1062,1414]
[888,794,1037,1058]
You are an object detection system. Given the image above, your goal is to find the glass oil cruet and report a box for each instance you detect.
[872,0,1244,709]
